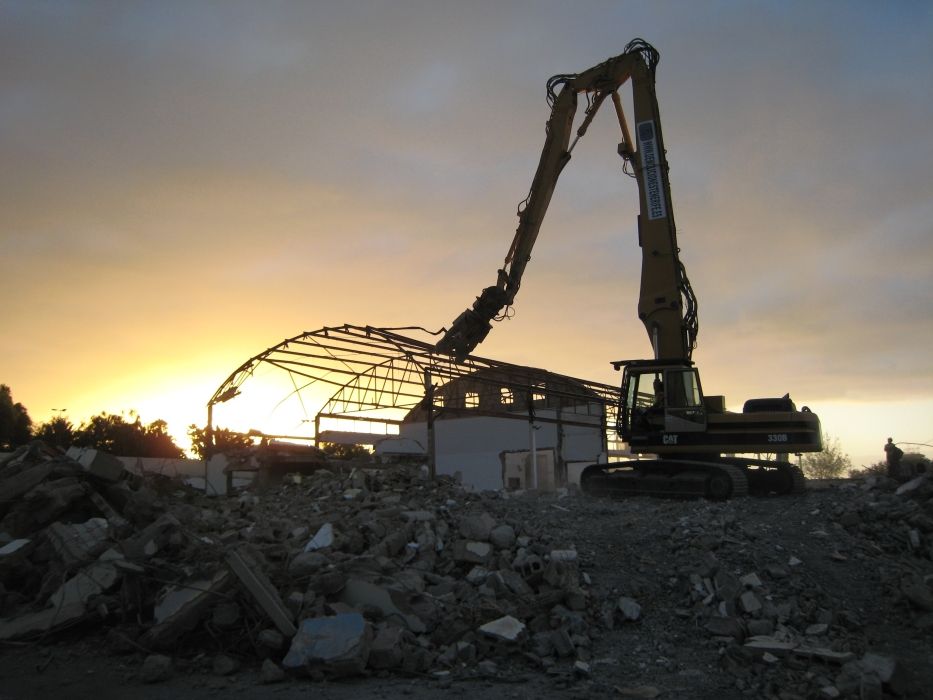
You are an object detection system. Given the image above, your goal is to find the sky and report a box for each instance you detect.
[2,1,932,468]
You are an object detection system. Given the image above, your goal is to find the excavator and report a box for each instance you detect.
[435,39,822,499]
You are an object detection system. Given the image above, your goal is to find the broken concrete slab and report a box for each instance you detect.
[46,518,110,567]
[119,513,181,560]
[226,546,297,637]
[83,488,132,537]
[744,636,856,664]
[66,447,126,483]
[0,538,31,558]
[0,601,86,640]
[0,462,55,507]
[142,569,232,648]
[282,613,372,676]
[49,562,120,608]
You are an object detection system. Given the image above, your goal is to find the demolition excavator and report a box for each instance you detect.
[435,39,822,498]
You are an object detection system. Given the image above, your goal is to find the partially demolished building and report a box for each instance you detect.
[208,325,622,491]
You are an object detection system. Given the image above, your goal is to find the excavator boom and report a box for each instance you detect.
[432,40,822,499]
[435,39,697,362]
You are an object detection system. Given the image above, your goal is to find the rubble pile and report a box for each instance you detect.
[654,474,933,698]
[1,440,931,697]
[0,441,604,684]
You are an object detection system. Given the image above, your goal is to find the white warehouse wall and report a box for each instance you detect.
[399,410,603,491]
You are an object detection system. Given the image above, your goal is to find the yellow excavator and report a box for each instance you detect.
[435,39,822,498]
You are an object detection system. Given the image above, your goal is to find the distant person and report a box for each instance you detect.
[884,437,903,478]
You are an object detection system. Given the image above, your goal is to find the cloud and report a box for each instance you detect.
[2,2,931,461]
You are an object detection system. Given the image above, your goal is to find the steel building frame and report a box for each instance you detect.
[207,324,623,466]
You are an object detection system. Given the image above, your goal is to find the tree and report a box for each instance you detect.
[33,416,75,450]
[72,411,185,458]
[0,384,33,450]
[802,432,852,479]
[320,442,371,460]
[187,424,254,460]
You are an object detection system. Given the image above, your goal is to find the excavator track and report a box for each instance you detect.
[580,457,807,500]
[718,457,806,496]
[580,460,749,500]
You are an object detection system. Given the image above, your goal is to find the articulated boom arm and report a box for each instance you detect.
[435,39,698,362]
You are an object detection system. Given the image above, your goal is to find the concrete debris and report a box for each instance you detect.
[226,545,297,636]
[143,570,233,648]
[2,439,932,695]
[617,596,642,621]
[282,613,372,676]
[478,614,526,642]
[303,522,334,551]
[66,447,127,483]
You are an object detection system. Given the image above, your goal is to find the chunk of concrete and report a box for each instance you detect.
[744,636,855,664]
[66,447,126,483]
[142,569,232,648]
[49,562,120,608]
[704,616,744,640]
[489,524,516,549]
[46,518,110,567]
[0,463,54,505]
[0,601,86,640]
[617,596,642,621]
[859,652,909,696]
[478,614,526,642]
[739,591,762,614]
[288,551,328,578]
[282,613,372,676]
[227,546,296,637]
[452,540,492,564]
[459,512,496,541]
[304,523,334,552]
[368,626,411,669]
[550,549,578,563]
[119,514,180,560]
[339,578,425,633]
[895,474,929,497]
[0,538,31,558]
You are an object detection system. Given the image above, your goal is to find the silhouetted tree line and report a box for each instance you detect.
[1,383,185,458]
[1,384,264,460]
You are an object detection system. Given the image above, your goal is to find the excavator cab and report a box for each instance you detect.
[616,360,707,443]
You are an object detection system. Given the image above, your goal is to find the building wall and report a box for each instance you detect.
[399,409,603,491]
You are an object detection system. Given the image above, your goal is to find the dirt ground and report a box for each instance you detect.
[2,477,930,700]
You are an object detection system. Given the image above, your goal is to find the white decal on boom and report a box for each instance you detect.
[636,120,667,221]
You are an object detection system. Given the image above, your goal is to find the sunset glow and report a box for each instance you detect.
[2,3,930,468]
